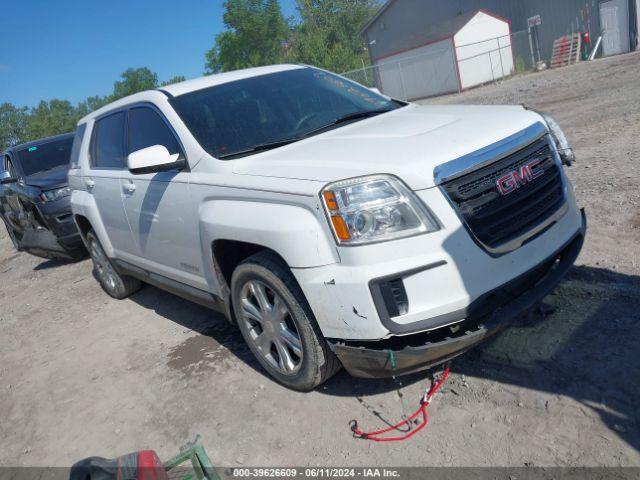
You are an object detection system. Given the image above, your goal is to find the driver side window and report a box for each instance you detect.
[4,156,17,177]
[127,107,182,157]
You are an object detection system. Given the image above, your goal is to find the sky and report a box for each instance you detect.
[0,0,299,107]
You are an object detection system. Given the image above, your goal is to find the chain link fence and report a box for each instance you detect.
[342,29,539,101]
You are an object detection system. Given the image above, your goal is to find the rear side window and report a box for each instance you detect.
[69,123,87,169]
[127,107,181,156]
[92,112,126,169]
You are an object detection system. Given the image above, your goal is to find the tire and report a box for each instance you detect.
[86,230,141,299]
[231,251,341,391]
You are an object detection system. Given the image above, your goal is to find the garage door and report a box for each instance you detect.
[600,0,630,55]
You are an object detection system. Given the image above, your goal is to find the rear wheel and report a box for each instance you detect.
[86,230,141,299]
[231,251,341,391]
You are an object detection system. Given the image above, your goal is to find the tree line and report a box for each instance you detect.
[0,68,185,152]
[1,0,379,152]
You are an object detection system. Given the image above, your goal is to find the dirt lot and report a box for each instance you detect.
[1,52,639,468]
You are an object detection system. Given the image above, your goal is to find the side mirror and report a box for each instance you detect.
[0,170,17,185]
[127,145,184,175]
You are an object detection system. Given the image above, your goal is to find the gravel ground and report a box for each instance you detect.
[0,52,639,468]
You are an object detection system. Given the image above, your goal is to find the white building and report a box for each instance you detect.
[375,10,514,100]
[361,0,640,100]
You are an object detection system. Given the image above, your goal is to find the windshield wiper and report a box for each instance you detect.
[300,109,393,138]
[217,109,393,159]
[333,108,394,124]
[217,138,302,159]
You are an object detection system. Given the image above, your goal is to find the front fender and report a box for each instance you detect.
[70,189,115,257]
[199,199,338,269]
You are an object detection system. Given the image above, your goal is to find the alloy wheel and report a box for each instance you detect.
[89,240,117,291]
[239,279,303,375]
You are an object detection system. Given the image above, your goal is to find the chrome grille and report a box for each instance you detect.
[441,136,565,252]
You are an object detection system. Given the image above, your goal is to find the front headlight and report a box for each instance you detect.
[321,175,439,245]
[40,186,71,203]
[540,113,575,166]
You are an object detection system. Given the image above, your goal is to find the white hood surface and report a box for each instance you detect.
[231,104,545,191]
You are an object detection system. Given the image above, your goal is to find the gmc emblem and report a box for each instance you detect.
[496,159,545,196]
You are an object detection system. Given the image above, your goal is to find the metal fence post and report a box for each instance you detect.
[361,58,369,85]
[398,61,407,100]
[528,26,536,69]
[534,25,541,64]
[489,52,495,83]
[455,49,462,93]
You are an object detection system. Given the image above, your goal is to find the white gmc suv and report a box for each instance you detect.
[69,65,586,390]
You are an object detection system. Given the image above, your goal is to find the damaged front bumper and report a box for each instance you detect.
[19,227,83,259]
[20,196,85,259]
[328,210,586,379]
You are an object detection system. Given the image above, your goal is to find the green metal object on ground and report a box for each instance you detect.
[163,444,220,480]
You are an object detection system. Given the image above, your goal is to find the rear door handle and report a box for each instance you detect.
[123,183,136,194]
[85,179,95,190]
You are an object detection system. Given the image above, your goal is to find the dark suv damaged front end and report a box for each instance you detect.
[1,133,85,260]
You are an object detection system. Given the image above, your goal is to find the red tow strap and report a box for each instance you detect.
[350,366,450,442]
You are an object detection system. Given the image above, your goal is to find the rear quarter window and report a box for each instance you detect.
[69,123,87,169]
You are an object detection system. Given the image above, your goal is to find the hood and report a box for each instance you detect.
[25,164,69,191]
[231,104,546,190]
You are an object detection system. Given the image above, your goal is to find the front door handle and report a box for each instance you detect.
[85,179,95,190]
[123,183,136,194]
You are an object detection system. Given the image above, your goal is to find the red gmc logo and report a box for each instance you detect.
[496,159,545,195]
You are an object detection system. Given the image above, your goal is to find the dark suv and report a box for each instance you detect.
[0,133,85,259]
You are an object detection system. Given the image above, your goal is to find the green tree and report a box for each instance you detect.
[0,103,29,151]
[26,99,80,139]
[74,95,110,121]
[205,0,290,73]
[0,67,186,152]
[289,0,379,73]
[161,75,186,86]
[111,67,159,100]
[85,95,111,112]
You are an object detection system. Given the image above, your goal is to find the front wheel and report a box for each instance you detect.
[86,230,141,299]
[231,251,341,391]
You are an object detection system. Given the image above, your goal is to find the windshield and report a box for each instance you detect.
[16,136,73,176]
[170,67,402,159]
